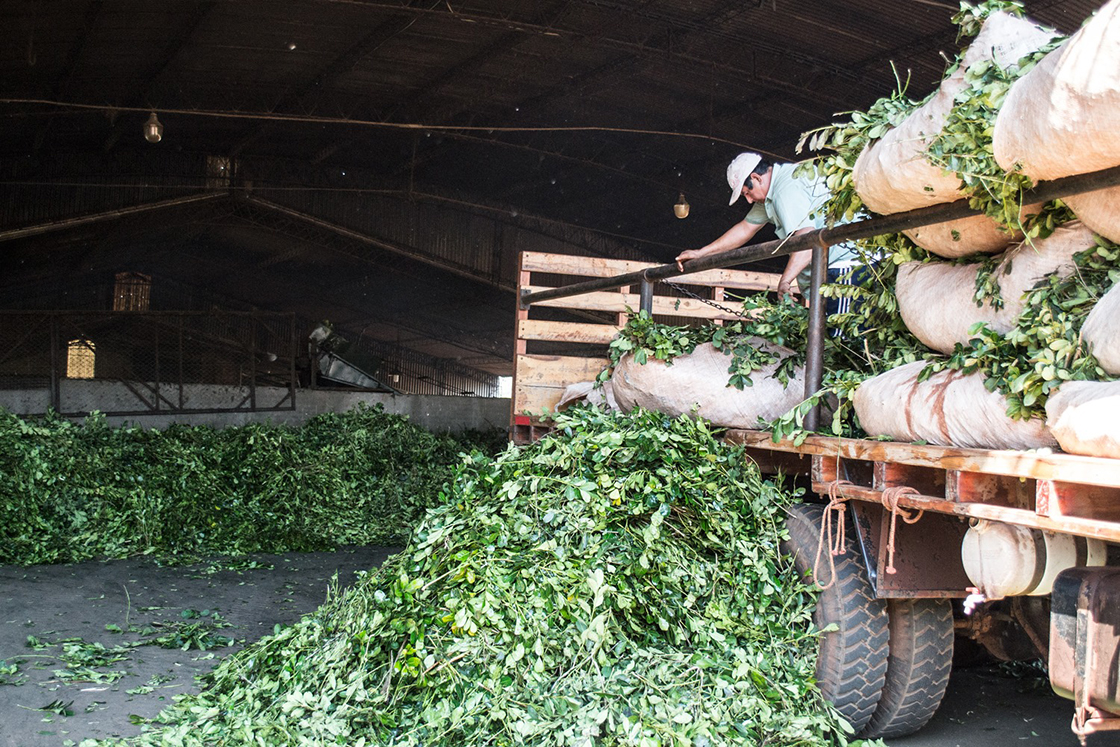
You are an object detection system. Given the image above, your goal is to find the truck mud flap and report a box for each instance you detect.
[1050,566,1120,740]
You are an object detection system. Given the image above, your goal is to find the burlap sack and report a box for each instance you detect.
[557,381,619,412]
[900,215,1027,260]
[1045,380,1120,459]
[896,221,1094,354]
[852,12,1059,257]
[1082,282,1120,375]
[854,361,1057,450]
[1064,189,1120,244]
[993,0,1120,241]
[610,340,804,429]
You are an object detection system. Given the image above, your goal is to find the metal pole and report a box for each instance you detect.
[639,276,654,314]
[49,315,60,413]
[288,314,297,409]
[153,324,161,412]
[0,193,223,243]
[520,164,1120,308]
[178,316,185,410]
[804,243,827,431]
[249,313,257,410]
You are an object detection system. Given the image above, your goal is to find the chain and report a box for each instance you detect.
[660,279,752,320]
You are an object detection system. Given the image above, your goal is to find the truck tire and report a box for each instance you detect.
[861,598,954,739]
[782,503,890,734]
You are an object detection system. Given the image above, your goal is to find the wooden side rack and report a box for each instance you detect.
[512,250,785,444]
[728,430,1120,543]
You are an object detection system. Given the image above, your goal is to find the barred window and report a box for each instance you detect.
[67,339,96,379]
[113,272,151,311]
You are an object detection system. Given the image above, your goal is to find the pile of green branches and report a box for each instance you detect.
[0,405,501,565]
[87,407,873,747]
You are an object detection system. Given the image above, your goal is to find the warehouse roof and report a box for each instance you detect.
[0,0,1098,376]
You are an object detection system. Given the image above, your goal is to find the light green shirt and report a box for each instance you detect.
[744,163,856,288]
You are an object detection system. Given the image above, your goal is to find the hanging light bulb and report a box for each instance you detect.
[673,193,690,219]
[143,112,163,143]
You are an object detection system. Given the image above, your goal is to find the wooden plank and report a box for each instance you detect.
[875,461,946,499]
[677,269,784,292]
[520,251,651,277]
[812,482,1120,543]
[525,285,744,320]
[518,319,620,344]
[515,386,592,418]
[513,354,609,416]
[947,471,1034,510]
[1037,480,1120,522]
[510,259,532,435]
[520,251,782,290]
[728,430,1120,489]
[515,354,609,386]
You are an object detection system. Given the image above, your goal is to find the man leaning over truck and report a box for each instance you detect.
[675,152,860,316]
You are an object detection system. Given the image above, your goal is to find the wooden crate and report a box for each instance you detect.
[512,251,783,442]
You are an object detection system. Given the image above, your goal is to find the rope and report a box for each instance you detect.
[879,486,924,575]
[812,480,855,590]
[812,481,925,586]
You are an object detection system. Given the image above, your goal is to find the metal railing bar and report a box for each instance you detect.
[519,164,1120,308]
[639,277,655,314]
[803,244,828,429]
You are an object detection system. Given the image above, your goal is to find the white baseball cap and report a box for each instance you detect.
[726,152,762,206]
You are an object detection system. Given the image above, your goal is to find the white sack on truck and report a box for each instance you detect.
[896,221,1095,354]
[610,340,804,429]
[556,380,619,412]
[1081,282,1120,376]
[852,12,1058,257]
[854,360,1057,450]
[1046,380,1120,459]
[992,0,1120,242]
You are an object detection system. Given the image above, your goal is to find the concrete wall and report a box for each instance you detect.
[0,380,510,433]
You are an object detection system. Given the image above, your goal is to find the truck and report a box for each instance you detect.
[511,238,1120,743]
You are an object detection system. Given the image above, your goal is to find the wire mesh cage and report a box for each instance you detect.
[0,310,297,416]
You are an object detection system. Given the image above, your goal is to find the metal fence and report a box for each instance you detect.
[0,311,297,416]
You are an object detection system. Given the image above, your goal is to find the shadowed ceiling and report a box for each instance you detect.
[0,0,1098,377]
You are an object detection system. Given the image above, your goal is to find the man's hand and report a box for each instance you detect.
[675,220,764,272]
[777,247,812,300]
[675,248,703,272]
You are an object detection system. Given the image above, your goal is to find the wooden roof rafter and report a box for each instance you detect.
[229,1,437,157]
[148,227,511,362]
[32,0,104,154]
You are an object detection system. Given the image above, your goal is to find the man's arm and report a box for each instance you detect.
[675,220,764,271]
[776,227,815,297]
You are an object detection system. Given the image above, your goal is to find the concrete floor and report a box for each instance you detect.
[2,550,1118,747]
[0,547,395,747]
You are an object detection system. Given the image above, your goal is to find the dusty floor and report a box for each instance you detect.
[2,549,1119,747]
[0,547,395,747]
